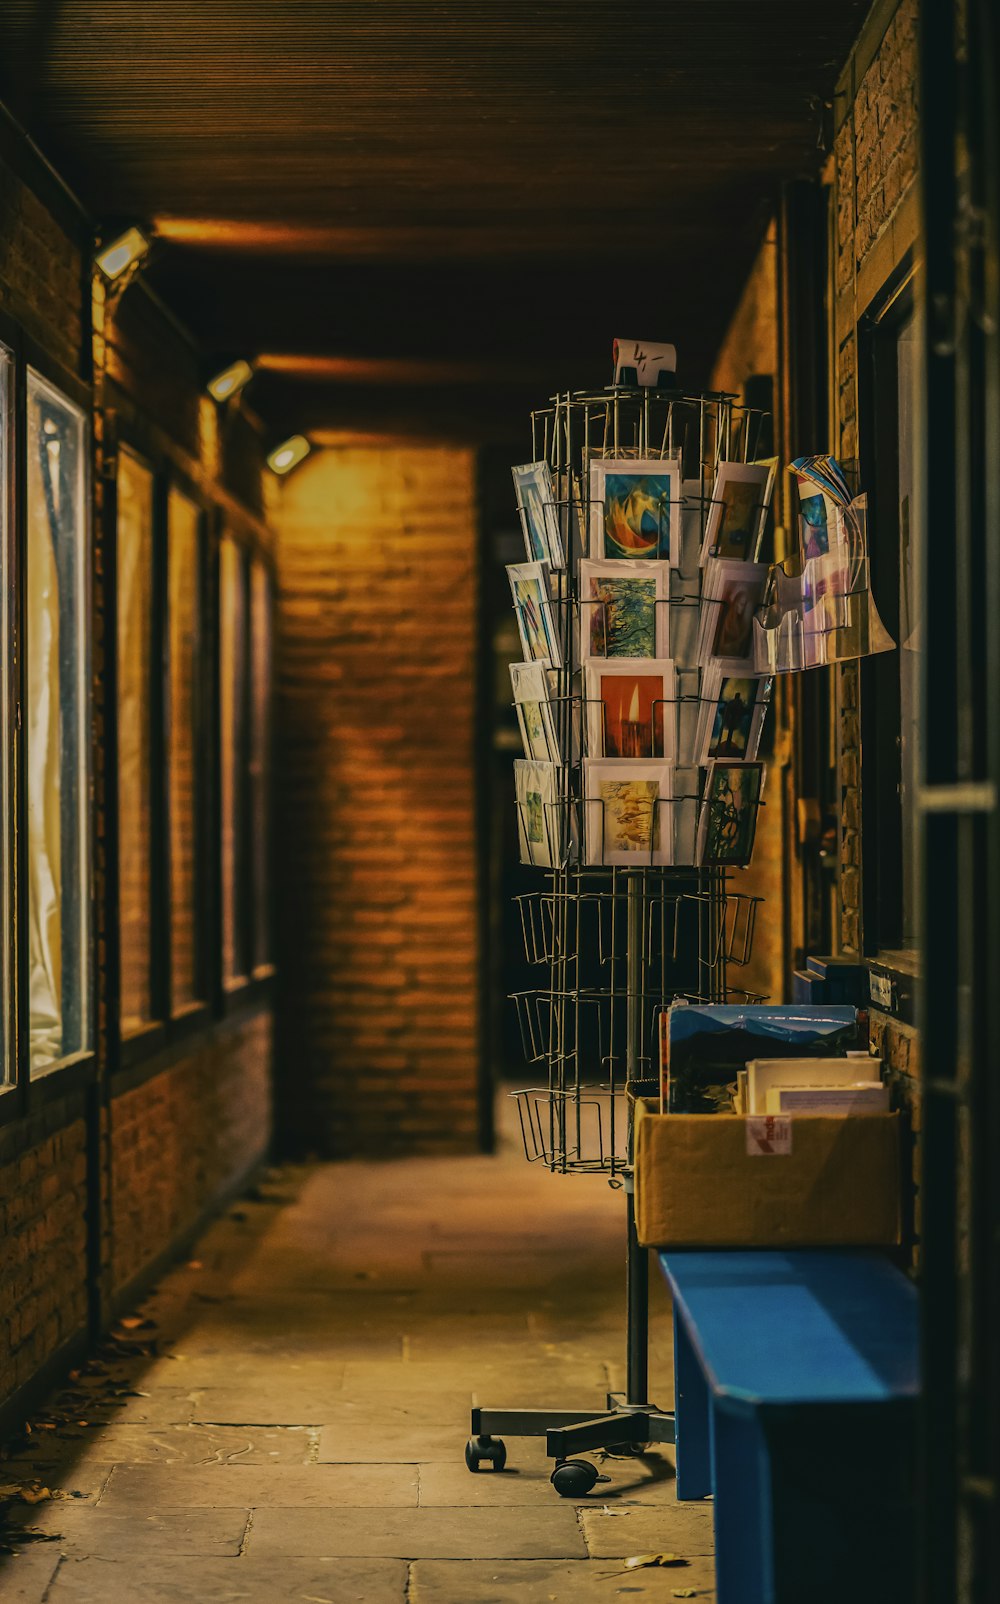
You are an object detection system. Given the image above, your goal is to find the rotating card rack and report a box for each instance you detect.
[467,384,772,1496]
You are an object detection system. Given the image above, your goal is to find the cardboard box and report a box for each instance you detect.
[633,1099,901,1248]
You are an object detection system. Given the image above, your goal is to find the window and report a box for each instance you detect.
[168,486,203,1012]
[0,345,12,1085]
[219,533,248,986]
[116,446,155,1033]
[26,369,90,1074]
[250,560,273,971]
[861,277,924,957]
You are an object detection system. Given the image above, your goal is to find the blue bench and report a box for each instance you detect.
[658,1250,919,1604]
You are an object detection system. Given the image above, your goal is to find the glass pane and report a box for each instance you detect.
[168,487,202,1012]
[220,534,247,985]
[27,369,90,1074]
[250,561,272,970]
[117,447,155,1032]
[0,347,12,1085]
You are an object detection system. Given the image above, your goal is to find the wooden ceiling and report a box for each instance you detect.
[0,1,868,440]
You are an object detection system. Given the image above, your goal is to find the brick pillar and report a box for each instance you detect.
[274,444,482,1155]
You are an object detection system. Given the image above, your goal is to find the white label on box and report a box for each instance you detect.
[746,1115,793,1155]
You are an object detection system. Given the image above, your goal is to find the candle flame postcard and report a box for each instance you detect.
[584,660,676,759]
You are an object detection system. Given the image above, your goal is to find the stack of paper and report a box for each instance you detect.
[740,1056,886,1116]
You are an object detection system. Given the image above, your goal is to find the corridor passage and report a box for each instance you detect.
[0,1104,712,1602]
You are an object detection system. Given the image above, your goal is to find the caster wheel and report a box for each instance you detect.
[550,1457,600,1497]
[465,1435,507,1473]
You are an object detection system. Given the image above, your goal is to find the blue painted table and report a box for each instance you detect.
[658,1250,920,1604]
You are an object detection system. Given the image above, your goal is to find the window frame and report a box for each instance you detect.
[0,317,97,1126]
[857,253,921,976]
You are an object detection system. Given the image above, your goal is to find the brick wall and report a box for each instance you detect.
[275,444,481,1156]
[832,0,919,963]
[0,1095,90,1400]
[111,1013,272,1292]
[0,141,276,1416]
[831,0,921,1252]
[0,159,84,376]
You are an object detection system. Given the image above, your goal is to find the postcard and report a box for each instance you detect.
[510,661,560,763]
[590,457,681,564]
[583,760,673,866]
[696,761,765,867]
[512,461,566,569]
[696,666,770,764]
[584,660,676,761]
[698,558,768,675]
[699,460,776,565]
[514,759,564,868]
[578,558,669,660]
[507,561,563,668]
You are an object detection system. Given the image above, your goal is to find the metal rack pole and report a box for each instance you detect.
[625,868,649,1406]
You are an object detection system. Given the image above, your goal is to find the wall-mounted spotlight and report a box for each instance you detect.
[95,225,152,281]
[267,434,311,476]
[207,358,254,403]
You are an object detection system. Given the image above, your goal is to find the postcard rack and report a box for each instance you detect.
[467,385,771,1496]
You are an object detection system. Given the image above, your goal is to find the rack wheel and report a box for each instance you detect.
[550,1458,600,1497]
[465,1435,507,1472]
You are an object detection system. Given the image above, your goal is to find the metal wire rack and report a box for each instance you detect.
[511,385,771,1178]
[468,380,774,1494]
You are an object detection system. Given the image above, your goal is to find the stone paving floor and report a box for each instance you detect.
[0,1100,716,1601]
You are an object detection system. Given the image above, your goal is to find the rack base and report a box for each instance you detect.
[467,1394,675,1497]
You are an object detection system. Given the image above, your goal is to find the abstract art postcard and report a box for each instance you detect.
[510,660,560,763]
[697,760,765,867]
[507,560,562,667]
[514,758,562,868]
[512,461,566,569]
[577,558,669,660]
[590,457,681,564]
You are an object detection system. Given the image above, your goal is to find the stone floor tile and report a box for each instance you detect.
[100,1462,418,1508]
[580,1500,716,1558]
[55,1392,198,1427]
[187,1387,343,1426]
[0,1551,63,1604]
[44,1554,408,1602]
[4,1506,249,1558]
[410,1556,717,1602]
[315,1423,469,1463]
[9,1424,318,1468]
[247,1504,588,1560]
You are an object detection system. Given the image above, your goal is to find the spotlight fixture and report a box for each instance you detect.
[207,358,254,403]
[95,226,151,281]
[267,434,311,476]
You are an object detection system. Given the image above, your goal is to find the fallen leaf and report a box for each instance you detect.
[187,1261,203,1270]
[118,1316,145,1330]
[672,1591,698,1599]
[623,1552,687,1570]
[19,1488,50,1504]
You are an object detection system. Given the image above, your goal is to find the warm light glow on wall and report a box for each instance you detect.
[95,227,151,280]
[267,435,311,476]
[207,359,254,402]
